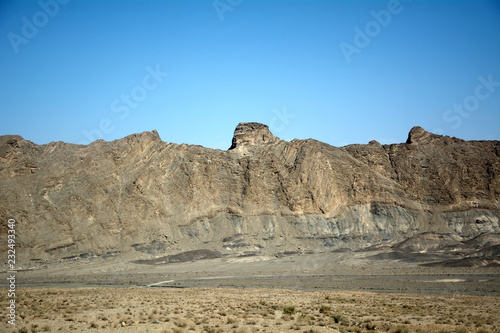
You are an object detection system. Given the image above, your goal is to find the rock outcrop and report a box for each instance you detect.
[369,232,500,267]
[1,123,499,266]
[229,122,278,150]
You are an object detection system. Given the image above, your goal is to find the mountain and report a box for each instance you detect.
[1,123,499,267]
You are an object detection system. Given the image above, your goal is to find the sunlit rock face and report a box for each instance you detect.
[1,124,499,265]
[229,122,278,150]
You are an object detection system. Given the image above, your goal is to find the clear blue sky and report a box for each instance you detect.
[1,0,499,149]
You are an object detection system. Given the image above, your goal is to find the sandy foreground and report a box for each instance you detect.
[1,286,499,333]
[2,251,499,332]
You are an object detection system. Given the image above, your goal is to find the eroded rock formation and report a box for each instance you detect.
[1,123,499,265]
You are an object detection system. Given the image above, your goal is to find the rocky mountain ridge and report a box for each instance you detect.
[1,123,499,266]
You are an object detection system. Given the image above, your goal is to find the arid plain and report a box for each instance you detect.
[2,248,499,333]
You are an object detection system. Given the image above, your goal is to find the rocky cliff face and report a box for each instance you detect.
[1,123,499,265]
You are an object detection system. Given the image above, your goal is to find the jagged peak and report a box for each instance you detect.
[228,122,277,150]
[406,126,465,145]
[121,129,161,142]
[406,126,443,144]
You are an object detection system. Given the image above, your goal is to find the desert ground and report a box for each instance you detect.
[2,250,499,332]
[2,286,500,333]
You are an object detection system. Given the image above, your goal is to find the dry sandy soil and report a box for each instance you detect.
[1,287,499,333]
[2,250,499,332]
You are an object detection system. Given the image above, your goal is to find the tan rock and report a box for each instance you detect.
[0,124,498,264]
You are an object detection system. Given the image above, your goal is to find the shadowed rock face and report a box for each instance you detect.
[0,124,499,265]
[382,232,500,267]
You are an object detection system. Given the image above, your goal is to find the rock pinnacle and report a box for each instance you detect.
[228,122,277,150]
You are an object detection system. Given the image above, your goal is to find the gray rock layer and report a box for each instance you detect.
[1,124,499,263]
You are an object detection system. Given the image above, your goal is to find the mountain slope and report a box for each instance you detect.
[1,123,499,266]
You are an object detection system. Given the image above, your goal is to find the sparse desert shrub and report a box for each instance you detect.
[202,326,213,333]
[331,313,344,324]
[41,324,51,332]
[283,306,296,315]
[319,305,331,314]
[172,328,185,333]
[392,326,410,333]
[297,314,307,323]
[202,326,224,333]
[235,328,249,333]
[364,322,376,330]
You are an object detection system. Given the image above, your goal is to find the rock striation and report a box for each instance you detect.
[0,123,499,265]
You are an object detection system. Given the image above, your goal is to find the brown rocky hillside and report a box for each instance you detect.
[1,123,499,266]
